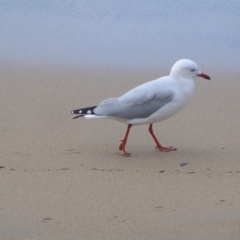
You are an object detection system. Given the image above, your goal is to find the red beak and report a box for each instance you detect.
[197,73,211,80]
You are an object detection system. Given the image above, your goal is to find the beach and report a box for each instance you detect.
[0,65,240,239]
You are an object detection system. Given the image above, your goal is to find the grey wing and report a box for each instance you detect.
[94,81,173,119]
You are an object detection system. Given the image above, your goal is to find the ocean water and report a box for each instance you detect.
[0,0,239,72]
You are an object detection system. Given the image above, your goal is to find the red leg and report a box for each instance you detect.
[148,124,176,152]
[119,124,132,156]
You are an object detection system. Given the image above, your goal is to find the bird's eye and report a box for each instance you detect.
[191,69,195,72]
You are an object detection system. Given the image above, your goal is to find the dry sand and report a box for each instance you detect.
[0,65,240,239]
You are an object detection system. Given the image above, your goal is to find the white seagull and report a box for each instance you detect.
[71,59,210,156]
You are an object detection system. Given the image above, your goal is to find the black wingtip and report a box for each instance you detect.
[71,109,83,114]
[70,105,97,118]
[72,115,83,119]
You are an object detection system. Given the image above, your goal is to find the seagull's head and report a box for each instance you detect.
[170,59,211,80]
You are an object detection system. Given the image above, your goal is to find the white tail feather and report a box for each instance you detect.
[84,115,108,119]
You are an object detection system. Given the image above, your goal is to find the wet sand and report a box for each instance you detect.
[0,65,240,239]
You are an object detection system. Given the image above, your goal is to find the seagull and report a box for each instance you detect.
[71,59,210,156]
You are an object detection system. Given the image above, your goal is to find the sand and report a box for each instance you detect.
[0,65,240,239]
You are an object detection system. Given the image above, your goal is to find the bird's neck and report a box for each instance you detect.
[177,77,195,96]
